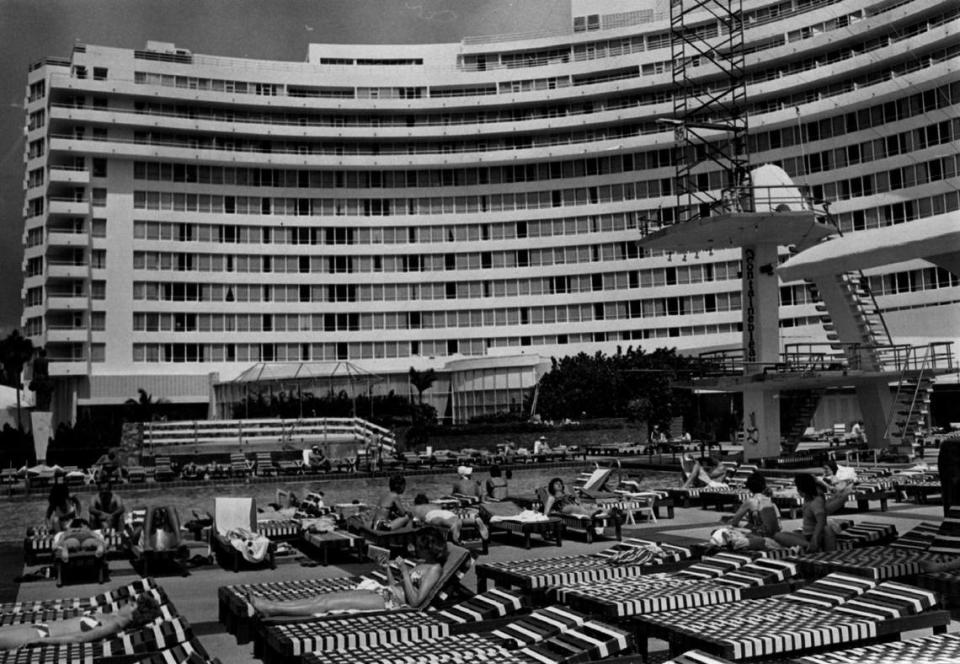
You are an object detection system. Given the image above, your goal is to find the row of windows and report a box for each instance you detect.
[129,290,743,335]
[129,317,826,364]
[131,178,675,216]
[132,212,644,246]
[833,191,960,233]
[130,261,745,304]
[132,151,669,188]
[131,242,644,275]
[867,267,960,296]
[803,155,960,203]
[777,119,958,178]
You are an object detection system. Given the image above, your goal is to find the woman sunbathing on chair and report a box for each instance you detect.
[0,594,163,651]
[725,472,781,550]
[252,528,447,616]
[544,478,610,519]
[681,454,728,489]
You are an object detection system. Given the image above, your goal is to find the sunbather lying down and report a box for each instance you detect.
[0,594,163,651]
[544,478,616,519]
[409,494,489,543]
[251,528,446,616]
[53,519,106,562]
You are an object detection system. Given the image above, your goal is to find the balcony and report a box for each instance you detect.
[45,327,88,343]
[46,295,88,310]
[46,231,89,247]
[47,198,90,216]
[48,166,90,184]
[46,262,88,279]
[49,361,88,376]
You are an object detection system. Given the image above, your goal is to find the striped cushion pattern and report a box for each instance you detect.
[266,612,449,656]
[301,633,526,664]
[256,519,302,539]
[136,639,214,664]
[0,588,170,626]
[778,573,877,609]
[490,605,587,649]
[835,522,897,549]
[435,588,527,624]
[832,582,937,620]
[662,651,735,664]
[792,631,960,664]
[519,620,631,663]
[24,528,124,556]
[0,577,158,614]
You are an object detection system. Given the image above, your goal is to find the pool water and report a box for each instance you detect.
[0,466,678,542]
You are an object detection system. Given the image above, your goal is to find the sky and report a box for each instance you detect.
[0,0,571,334]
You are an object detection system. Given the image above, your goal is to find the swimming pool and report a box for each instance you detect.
[0,465,678,542]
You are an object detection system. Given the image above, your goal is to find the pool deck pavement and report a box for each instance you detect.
[5,495,957,662]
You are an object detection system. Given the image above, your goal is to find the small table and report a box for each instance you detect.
[489,517,563,549]
[303,529,364,565]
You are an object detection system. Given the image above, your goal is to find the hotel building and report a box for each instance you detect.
[20,0,960,425]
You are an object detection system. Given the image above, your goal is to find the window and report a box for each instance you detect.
[93,67,108,81]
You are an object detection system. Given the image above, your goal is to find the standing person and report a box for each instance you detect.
[939,436,960,517]
[88,480,125,530]
[452,466,481,499]
[774,473,835,552]
[370,473,412,531]
[46,484,81,533]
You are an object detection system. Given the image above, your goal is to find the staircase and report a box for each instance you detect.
[809,271,890,371]
[885,369,934,449]
[781,389,825,447]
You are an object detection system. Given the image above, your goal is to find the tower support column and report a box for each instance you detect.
[741,242,781,460]
[853,379,894,449]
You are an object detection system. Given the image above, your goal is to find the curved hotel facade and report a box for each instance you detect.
[20,0,960,424]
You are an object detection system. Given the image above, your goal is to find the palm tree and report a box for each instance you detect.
[408,367,436,405]
[0,330,35,431]
[124,388,167,422]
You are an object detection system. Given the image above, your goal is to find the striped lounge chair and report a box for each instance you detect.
[24,526,124,565]
[229,453,252,478]
[153,456,176,482]
[663,631,960,664]
[475,537,692,594]
[219,542,474,644]
[133,638,221,664]
[534,486,622,544]
[258,587,527,664]
[255,452,278,477]
[553,552,799,619]
[0,577,159,615]
[298,605,633,664]
[788,516,958,581]
[632,573,949,661]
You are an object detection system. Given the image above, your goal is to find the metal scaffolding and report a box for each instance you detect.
[670,0,750,223]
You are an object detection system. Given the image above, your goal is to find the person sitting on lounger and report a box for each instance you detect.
[252,528,447,615]
[46,483,82,533]
[774,473,835,552]
[89,480,125,530]
[818,459,857,514]
[410,493,488,543]
[370,473,412,531]
[485,465,509,501]
[726,472,781,549]
[681,454,728,489]
[53,518,106,563]
[0,593,163,651]
[452,466,481,499]
[544,477,610,519]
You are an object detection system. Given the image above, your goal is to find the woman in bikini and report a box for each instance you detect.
[0,594,163,650]
[252,528,447,615]
[544,477,613,519]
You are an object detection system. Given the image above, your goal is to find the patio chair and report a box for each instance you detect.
[255,452,278,477]
[211,497,275,572]
[229,453,252,478]
[128,505,188,577]
[153,456,176,482]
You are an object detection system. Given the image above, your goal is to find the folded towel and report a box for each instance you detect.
[490,510,550,524]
